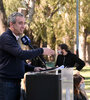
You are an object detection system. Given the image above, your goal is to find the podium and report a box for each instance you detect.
[26,68,73,100]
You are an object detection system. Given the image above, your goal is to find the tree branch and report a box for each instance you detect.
[49,8,59,19]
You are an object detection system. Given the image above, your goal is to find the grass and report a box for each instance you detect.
[80,66,90,100]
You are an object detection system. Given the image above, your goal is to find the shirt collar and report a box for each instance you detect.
[12,32,19,40]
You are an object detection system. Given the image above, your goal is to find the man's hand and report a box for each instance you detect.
[43,48,55,56]
[34,67,45,72]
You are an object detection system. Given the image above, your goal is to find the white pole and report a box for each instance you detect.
[76,0,79,57]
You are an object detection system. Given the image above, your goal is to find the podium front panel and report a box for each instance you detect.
[61,68,73,100]
[26,74,61,100]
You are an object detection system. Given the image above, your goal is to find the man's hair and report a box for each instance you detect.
[7,12,24,27]
[58,44,68,51]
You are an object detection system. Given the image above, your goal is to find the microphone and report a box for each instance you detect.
[21,35,46,68]
[21,35,33,49]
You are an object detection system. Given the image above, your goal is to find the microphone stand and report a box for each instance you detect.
[28,43,47,68]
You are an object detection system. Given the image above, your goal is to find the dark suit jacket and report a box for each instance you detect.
[0,29,43,79]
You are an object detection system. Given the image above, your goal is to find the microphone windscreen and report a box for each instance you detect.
[21,35,31,45]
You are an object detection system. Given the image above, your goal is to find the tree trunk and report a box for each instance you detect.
[86,43,90,65]
[28,0,36,22]
[83,29,88,63]
[79,29,88,63]
[79,34,85,61]
[0,0,7,34]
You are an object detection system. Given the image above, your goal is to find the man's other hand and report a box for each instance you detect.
[34,67,45,72]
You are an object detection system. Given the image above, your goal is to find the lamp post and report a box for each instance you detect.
[76,0,79,57]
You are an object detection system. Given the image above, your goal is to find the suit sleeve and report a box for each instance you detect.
[1,35,43,60]
[74,55,85,71]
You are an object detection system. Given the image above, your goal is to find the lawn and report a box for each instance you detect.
[80,66,90,100]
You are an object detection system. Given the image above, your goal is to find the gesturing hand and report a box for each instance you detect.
[43,48,55,56]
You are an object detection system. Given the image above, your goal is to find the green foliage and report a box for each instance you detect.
[30,0,79,49]
[3,0,22,17]
[30,0,70,48]
[87,35,90,43]
[80,0,90,33]
[32,22,47,42]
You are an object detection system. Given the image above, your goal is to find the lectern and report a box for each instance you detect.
[26,68,73,100]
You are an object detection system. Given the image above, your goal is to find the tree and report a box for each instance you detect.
[3,0,22,17]
[0,0,7,34]
[30,0,66,48]
[79,0,90,63]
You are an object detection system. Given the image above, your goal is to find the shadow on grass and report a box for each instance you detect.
[85,83,90,85]
[85,77,90,85]
[85,77,90,80]
[81,69,90,72]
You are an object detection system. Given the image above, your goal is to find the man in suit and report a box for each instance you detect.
[0,12,54,100]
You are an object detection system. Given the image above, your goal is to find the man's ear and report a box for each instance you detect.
[10,22,14,28]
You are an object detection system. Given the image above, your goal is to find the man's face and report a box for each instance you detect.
[11,16,25,35]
